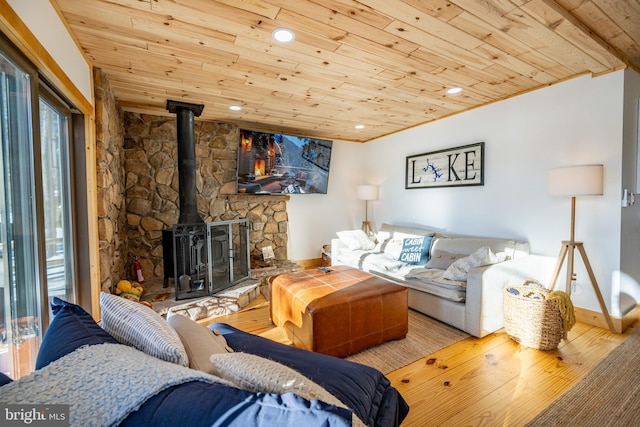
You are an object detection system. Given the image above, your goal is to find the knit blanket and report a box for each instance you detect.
[548,290,576,332]
[0,343,231,427]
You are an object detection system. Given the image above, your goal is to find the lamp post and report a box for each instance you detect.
[357,185,378,236]
[547,164,614,331]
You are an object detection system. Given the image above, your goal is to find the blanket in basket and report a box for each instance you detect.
[504,280,575,350]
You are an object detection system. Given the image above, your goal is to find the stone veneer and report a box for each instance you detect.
[123,112,290,282]
[94,69,127,294]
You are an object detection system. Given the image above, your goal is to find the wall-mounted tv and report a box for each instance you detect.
[236,128,333,194]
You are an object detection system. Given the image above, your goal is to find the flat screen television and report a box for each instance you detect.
[236,128,333,194]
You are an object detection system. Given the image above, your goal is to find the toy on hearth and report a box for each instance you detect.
[115,280,144,302]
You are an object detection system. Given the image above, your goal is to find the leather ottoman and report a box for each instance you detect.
[270,266,408,357]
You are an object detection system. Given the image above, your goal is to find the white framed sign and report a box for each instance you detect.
[405,142,484,189]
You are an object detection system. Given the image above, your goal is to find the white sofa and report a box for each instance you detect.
[331,223,553,338]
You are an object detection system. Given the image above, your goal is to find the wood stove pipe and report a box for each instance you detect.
[166,100,205,224]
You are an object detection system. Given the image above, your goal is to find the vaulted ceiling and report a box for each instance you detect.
[53,0,640,142]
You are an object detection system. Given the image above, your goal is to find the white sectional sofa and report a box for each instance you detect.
[331,223,553,337]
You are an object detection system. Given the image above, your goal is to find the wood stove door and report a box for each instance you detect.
[207,219,250,294]
[207,223,231,294]
[173,224,209,301]
[228,220,250,285]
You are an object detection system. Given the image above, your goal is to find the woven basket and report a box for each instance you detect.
[503,279,564,350]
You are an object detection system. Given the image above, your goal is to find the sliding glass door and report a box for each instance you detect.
[0,38,77,379]
[0,48,41,379]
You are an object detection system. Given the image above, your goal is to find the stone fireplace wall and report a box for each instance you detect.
[123,113,290,281]
[93,70,290,291]
[94,68,127,293]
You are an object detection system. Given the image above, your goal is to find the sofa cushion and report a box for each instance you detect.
[426,249,467,270]
[336,229,375,250]
[167,313,233,374]
[35,297,118,369]
[394,268,467,302]
[432,236,516,258]
[378,223,439,238]
[100,292,189,366]
[365,253,406,271]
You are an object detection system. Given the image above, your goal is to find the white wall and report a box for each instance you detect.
[288,139,365,259]
[369,73,626,315]
[8,0,92,103]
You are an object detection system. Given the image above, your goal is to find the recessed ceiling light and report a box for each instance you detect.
[272,28,295,43]
[355,124,365,129]
[446,87,463,95]
[229,105,242,111]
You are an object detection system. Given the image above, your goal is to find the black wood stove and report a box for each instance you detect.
[162,100,250,300]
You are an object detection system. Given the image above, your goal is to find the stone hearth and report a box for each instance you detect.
[140,259,303,321]
[142,277,261,320]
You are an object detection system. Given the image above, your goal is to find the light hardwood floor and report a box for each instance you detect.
[202,295,638,426]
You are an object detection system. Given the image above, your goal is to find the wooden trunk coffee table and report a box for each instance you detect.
[270,266,408,357]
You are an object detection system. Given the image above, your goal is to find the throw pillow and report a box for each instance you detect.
[210,352,334,399]
[380,232,434,259]
[167,313,233,374]
[443,246,503,281]
[100,292,189,367]
[397,235,433,265]
[35,297,118,369]
[425,250,467,270]
[336,229,375,251]
[381,238,404,259]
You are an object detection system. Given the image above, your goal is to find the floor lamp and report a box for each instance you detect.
[357,185,378,236]
[547,164,615,332]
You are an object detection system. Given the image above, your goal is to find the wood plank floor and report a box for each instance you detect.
[202,295,638,426]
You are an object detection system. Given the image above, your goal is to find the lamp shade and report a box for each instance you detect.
[548,165,603,196]
[357,185,378,201]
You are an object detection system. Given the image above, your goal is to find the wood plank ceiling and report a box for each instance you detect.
[53,0,640,142]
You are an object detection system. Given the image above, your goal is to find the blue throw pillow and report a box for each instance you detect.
[398,235,433,265]
[35,297,118,369]
[0,372,13,386]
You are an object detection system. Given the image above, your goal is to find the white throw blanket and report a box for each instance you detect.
[0,343,230,427]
